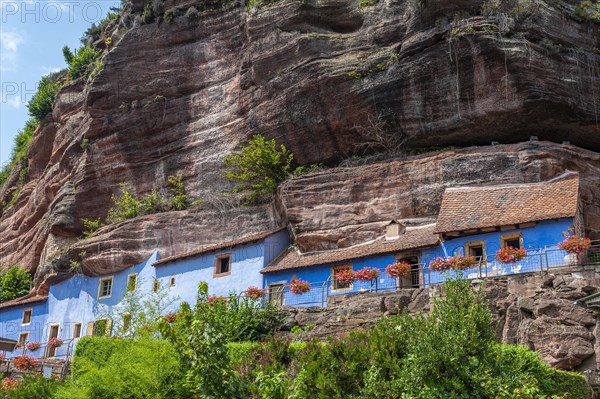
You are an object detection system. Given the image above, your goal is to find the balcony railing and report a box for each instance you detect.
[270,243,600,308]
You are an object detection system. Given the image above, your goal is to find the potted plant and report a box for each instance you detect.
[334,269,356,286]
[207,295,227,305]
[244,286,266,300]
[24,341,41,352]
[495,246,527,264]
[47,337,64,349]
[385,262,411,279]
[355,267,380,282]
[452,255,478,270]
[12,354,37,371]
[289,279,311,295]
[558,236,592,254]
[429,257,453,272]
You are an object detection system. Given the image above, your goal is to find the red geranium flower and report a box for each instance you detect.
[496,246,527,264]
[354,267,380,282]
[558,236,592,254]
[386,262,411,278]
[244,286,266,300]
[289,279,311,295]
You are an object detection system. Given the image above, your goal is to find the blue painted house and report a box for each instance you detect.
[153,228,289,311]
[262,224,439,307]
[0,295,49,358]
[424,172,581,284]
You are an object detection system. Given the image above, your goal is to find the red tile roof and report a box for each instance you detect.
[0,294,48,310]
[262,224,438,273]
[434,172,579,234]
[153,227,287,266]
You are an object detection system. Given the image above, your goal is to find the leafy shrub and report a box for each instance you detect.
[293,163,322,176]
[27,75,61,121]
[57,337,187,399]
[168,175,189,210]
[81,217,103,238]
[1,374,58,399]
[574,0,600,23]
[223,134,293,205]
[0,266,32,303]
[65,46,101,80]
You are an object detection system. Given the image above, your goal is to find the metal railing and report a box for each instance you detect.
[1,338,79,379]
[271,243,600,308]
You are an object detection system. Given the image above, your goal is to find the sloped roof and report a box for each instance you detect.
[262,224,438,273]
[153,227,286,266]
[434,172,579,234]
[0,294,48,310]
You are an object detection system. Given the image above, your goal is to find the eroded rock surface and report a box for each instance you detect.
[0,0,599,289]
[280,269,600,384]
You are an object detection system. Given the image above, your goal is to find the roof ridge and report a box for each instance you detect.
[444,171,578,192]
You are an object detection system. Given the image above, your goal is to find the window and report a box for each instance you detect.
[21,309,32,325]
[153,279,160,293]
[501,233,522,249]
[122,313,132,331]
[126,274,137,292]
[98,277,113,299]
[464,241,486,259]
[332,264,353,291]
[90,319,112,337]
[18,332,29,347]
[214,254,232,277]
[268,284,285,307]
[46,324,60,357]
[73,323,82,339]
[169,276,176,287]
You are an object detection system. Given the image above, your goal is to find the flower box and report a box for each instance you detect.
[354,267,380,282]
[289,279,311,295]
[386,262,411,279]
[558,236,592,254]
[12,354,37,371]
[47,337,64,349]
[25,341,41,352]
[334,269,356,286]
[496,247,527,264]
[244,286,266,300]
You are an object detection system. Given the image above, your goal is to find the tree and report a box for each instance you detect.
[0,266,32,303]
[223,134,293,204]
[27,75,61,121]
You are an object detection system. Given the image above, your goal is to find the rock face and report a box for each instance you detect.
[280,268,600,385]
[279,142,600,251]
[0,0,599,288]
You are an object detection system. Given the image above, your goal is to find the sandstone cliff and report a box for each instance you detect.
[0,0,598,290]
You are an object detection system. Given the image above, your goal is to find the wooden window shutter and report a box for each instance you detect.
[86,322,94,336]
[105,319,113,336]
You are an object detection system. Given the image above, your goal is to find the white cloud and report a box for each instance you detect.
[0,30,24,71]
[5,95,22,109]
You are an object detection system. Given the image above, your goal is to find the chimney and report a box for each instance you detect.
[386,220,406,239]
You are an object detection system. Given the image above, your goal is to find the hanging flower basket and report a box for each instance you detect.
[0,353,5,363]
[12,354,37,371]
[558,236,592,254]
[24,341,41,352]
[334,269,356,286]
[496,246,527,264]
[244,286,266,300]
[289,279,311,295]
[429,255,478,271]
[47,337,64,349]
[386,262,411,278]
[354,267,380,282]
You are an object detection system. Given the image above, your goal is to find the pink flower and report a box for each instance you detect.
[354,267,380,282]
[558,236,592,254]
[289,279,311,295]
[496,247,527,264]
[386,262,411,278]
[244,286,266,300]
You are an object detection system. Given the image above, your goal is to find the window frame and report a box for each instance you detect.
[501,233,523,249]
[21,308,33,326]
[464,240,486,259]
[169,276,176,288]
[214,254,232,277]
[98,276,114,299]
[268,283,285,307]
[331,264,354,292]
[126,273,138,292]
[18,332,29,347]
[73,322,83,339]
[152,279,160,293]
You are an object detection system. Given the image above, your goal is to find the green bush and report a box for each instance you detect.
[574,0,600,23]
[65,46,101,80]
[168,175,189,210]
[223,134,293,205]
[27,75,61,121]
[1,374,59,399]
[0,265,32,303]
[57,337,187,399]
[81,217,104,238]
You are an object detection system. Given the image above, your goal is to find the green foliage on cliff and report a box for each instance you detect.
[27,75,62,121]
[574,0,600,23]
[0,266,32,303]
[63,46,101,80]
[223,134,294,204]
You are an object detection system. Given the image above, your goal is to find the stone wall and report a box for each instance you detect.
[280,266,600,385]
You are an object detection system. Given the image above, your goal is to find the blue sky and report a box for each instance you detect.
[1,0,120,166]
